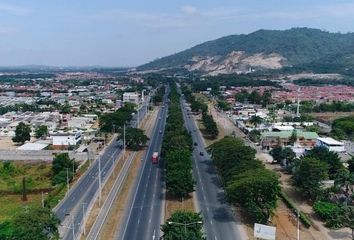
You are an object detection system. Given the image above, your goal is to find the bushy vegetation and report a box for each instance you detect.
[152,85,166,105]
[121,127,149,151]
[294,78,354,87]
[208,137,280,223]
[201,113,218,140]
[0,206,60,240]
[331,116,354,140]
[235,90,272,107]
[162,83,194,199]
[300,100,354,113]
[51,153,78,186]
[99,102,136,132]
[161,211,204,240]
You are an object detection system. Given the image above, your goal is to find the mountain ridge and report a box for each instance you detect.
[138,28,354,75]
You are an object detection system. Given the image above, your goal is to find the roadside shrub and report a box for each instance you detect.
[313,200,344,228]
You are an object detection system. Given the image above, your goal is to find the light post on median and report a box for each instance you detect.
[98,155,102,206]
[81,202,87,236]
[65,213,75,240]
[297,208,300,240]
[167,221,203,238]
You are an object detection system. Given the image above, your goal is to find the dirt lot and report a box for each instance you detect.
[0,137,36,150]
[311,112,354,123]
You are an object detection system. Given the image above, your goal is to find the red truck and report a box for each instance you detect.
[152,152,159,164]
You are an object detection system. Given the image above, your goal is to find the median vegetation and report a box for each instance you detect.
[182,86,218,140]
[162,83,194,199]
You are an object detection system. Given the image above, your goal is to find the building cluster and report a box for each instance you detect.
[273,83,354,103]
[0,71,150,151]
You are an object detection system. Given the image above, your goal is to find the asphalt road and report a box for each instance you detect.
[56,96,150,240]
[180,97,247,240]
[117,89,169,240]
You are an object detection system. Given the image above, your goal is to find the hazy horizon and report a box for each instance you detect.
[1,0,354,67]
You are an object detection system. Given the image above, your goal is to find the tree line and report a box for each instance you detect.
[182,86,218,140]
[235,89,272,107]
[162,83,194,199]
[208,137,280,223]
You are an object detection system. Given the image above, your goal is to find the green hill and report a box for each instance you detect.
[139,28,354,74]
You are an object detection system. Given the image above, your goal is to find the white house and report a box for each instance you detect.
[52,132,82,148]
[123,92,140,105]
[316,137,345,152]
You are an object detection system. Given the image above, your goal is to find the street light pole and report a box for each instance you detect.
[98,155,102,206]
[66,168,70,195]
[71,215,75,240]
[297,209,300,240]
[82,203,86,236]
[123,124,126,157]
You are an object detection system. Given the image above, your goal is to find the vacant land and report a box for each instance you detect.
[311,112,354,123]
[0,161,52,193]
[0,194,42,221]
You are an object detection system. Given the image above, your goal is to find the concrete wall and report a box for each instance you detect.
[0,150,88,161]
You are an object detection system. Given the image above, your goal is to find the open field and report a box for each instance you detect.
[0,161,52,192]
[0,194,42,221]
[311,112,354,123]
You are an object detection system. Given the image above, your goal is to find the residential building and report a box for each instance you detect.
[261,130,319,149]
[123,92,140,105]
[316,137,345,152]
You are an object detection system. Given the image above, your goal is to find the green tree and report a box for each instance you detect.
[217,100,231,111]
[12,122,31,144]
[249,130,261,143]
[261,90,272,107]
[122,127,149,151]
[348,157,354,174]
[294,157,328,199]
[306,146,343,179]
[51,153,78,185]
[11,207,60,240]
[289,129,297,145]
[249,90,262,104]
[249,115,262,128]
[227,168,280,223]
[161,211,204,240]
[334,169,354,202]
[235,90,249,103]
[35,125,48,139]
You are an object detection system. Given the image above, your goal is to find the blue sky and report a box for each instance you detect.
[1,0,354,66]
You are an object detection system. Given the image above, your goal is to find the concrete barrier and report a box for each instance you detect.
[0,150,88,161]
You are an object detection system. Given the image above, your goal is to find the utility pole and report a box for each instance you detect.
[137,106,140,127]
[123,124,126,157]
[297,208,300,240]
[66,168,70,195]
[41,191,44,208]
[98,155,102,206]
[71,215,75,240]
[296,88,300,117]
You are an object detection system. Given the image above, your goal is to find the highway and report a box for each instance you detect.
[55,95,150,240]
[180,97,248,240]
[117,88,169,240]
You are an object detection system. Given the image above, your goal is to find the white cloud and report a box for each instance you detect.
[181,5,197,15]
[0,3,30,15]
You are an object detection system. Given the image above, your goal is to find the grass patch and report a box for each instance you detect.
[0,194,41,221]
[0,161,52,193]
